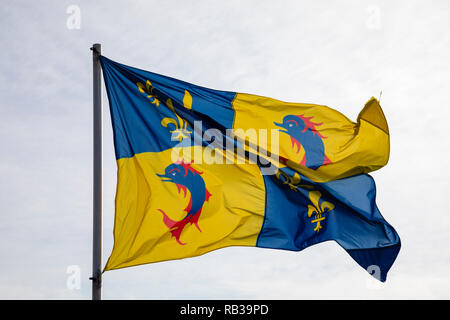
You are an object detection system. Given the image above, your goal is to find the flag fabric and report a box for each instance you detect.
[100,56,400,281]
[100,56,389,182]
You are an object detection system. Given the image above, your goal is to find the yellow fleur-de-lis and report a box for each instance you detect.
[307,191,334,232]
[136,80,160,106]
[136,80,193,141]
[161,98,192,141]
[275,170,301,190]
[183,90,192,109]
[275,169,314,191]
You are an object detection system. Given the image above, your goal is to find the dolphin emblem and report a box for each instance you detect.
[156,160,212,245]
[274,114,331,169]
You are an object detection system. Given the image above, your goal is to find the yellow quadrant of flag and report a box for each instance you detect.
[232,94,389,182]
[104,146,265,271]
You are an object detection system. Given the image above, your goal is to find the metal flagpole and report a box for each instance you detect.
[90,43,102,300]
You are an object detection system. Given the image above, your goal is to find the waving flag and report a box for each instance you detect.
[100,56,400,281]
[100,56,389,182]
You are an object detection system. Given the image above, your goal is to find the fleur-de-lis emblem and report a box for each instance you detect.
[136,79,193,142]
[137,80,160,106]
[161,98,192,142]
[275,169,314,191]
[307,191,334,232]
[276,169,301,190]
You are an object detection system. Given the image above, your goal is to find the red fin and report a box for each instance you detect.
[205,188,212,202]
[157,209,187,245]
[300,154,306,166]
[184,197,192,213]
[296,114,327,139]
[290,136,301,154]
[176,184,187,198]
[177,160,203,176]
[323,155,332,165]
[188,209,203,232]
[279,156,289,165]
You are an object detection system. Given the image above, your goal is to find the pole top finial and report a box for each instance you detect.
[90,43,102,54]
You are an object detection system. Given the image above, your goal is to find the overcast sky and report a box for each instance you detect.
[0,0,449,299]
